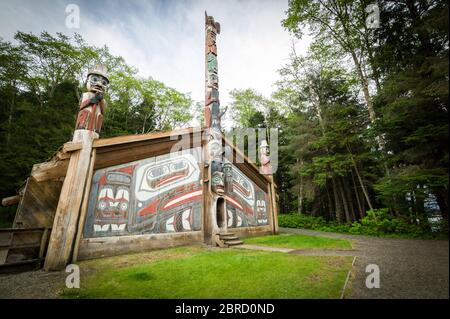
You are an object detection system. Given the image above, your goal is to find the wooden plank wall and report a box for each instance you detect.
[13,177,63,229]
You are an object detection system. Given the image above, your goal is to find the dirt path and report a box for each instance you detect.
[281,227,449,299]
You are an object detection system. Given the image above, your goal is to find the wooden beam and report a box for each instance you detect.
[93,127,197,149]
[1,195,20,207]
[62,142,83,153]
[31,160,69,182]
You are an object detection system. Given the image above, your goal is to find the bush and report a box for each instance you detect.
[279,209,448,239]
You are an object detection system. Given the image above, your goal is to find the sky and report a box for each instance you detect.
[0,0,311,108]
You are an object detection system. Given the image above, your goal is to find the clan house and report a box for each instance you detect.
[0,13,278,271]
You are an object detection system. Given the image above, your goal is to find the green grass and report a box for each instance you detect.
[244,234,353,250]
[62,245,352,299]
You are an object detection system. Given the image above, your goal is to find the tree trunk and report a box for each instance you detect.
[343,176,356,222]
[332,177,344,223]
[350,168,365,218]
[326,181,335,221]
[337,177,352,223]
[297,158,304,215]
[347,147,374,211]
[350,50,376,123]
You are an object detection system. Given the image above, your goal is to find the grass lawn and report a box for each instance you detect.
[62,245,352,299]
[244,234,353,250]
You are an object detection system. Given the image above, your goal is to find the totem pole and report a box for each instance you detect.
[205,12,225,195]
[204,12,227,243]
[75,64,109,134]
[259,140,272,175]
[45,64,109,270]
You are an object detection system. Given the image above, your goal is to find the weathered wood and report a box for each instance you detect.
[1,195,20,207]
[31,159,69,182]
[44,130,97,271]
[269,176,279,234]
[72,149,96,263]
[38,228,50,259]
[77,231,203,260]
[13,178,62,229]
[93,127,196,148]
[227,225,273,238]
[0,228,48,266]
[63,141,83,153]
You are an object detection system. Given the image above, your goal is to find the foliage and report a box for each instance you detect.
[279,209,448,239]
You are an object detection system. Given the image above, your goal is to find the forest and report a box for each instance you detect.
[0,0,448,236]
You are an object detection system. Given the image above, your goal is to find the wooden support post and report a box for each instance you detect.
[269,176,278,234]
[72,149,96,263]
[38,228,50,259]
[44,130,98,271]
[202,139,213,245]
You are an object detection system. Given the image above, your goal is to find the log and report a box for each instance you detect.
[44,130,98,271]
[1,195,20,207]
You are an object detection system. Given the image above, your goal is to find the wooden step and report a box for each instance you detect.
[224,240,243,246]
[220,235,239,241]
[219,232,234,237]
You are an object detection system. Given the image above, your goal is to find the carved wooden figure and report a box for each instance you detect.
[75,64,109,134]
[259,140,273,175]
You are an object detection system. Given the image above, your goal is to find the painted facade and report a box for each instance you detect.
[83,149,270,238]
[225,162,269,228]
[84,149,203,238]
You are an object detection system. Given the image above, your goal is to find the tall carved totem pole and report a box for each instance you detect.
[203,12,226,244]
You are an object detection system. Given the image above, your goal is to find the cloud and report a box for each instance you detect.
[0,0,310,109]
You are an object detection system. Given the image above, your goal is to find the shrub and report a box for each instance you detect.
[278,209,448,239]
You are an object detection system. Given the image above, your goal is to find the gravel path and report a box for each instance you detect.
[280,227,449,299]
[0,269,65,299]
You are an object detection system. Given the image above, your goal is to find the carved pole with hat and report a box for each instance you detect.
[44,65,109,270]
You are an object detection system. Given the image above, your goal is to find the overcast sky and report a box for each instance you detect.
[0,0,310,107]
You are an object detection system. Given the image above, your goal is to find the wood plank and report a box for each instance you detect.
[93,127,197,148]
[38,228,50,259]
[77,231,203,260]
[63,142,83,153]
[1,195,20,207]
[13,177,62,229]
[31,159,69,182]
[0,228,47,233]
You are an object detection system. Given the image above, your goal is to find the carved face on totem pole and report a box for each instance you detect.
[86,71,109,94]
[205,12,220,130]
[207,128,225,195]
[223,162,233,193]
[75,64,109,134]
[259,139,273,175]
